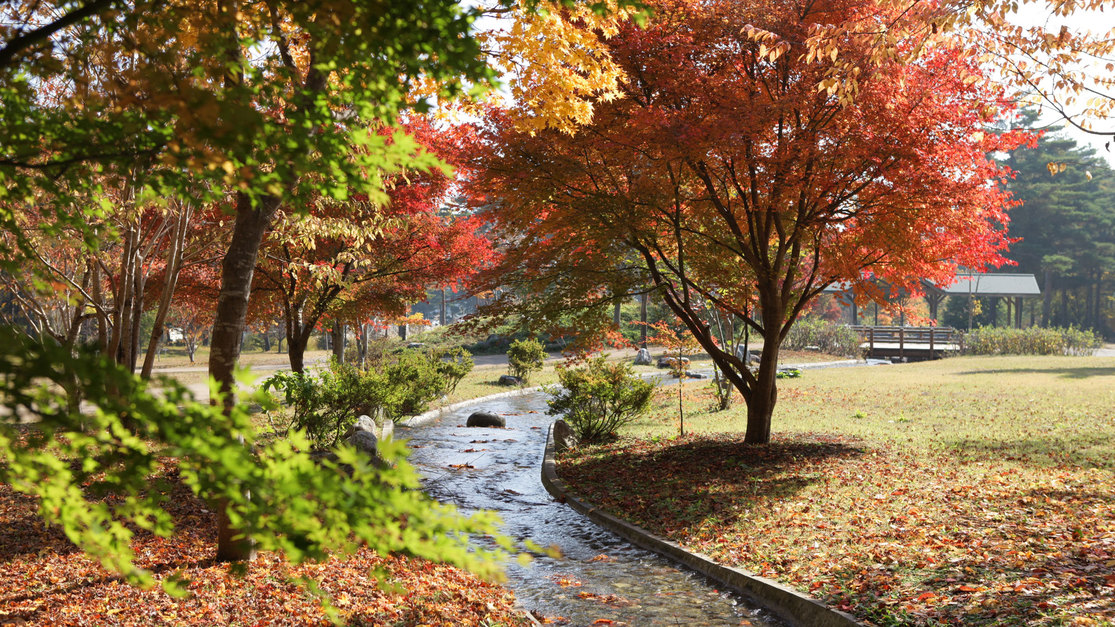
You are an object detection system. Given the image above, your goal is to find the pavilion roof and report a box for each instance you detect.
[924,273,1041,298]
[821,273,1041,298]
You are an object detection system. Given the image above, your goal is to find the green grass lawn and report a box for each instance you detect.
[559,355,1115,626]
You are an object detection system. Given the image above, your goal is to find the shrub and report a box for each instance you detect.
[783,316,864,356]
[959,326,1101,356]
[776,367,802,379]
[546,357,655,443]
[381,349,448,420]
[263,348,456,447]
[507,337,546,382]
[263,363,400,447]
[433,346,474,395]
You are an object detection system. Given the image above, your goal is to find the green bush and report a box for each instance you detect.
[507,337,546,382]
[433,346,474,395]
[382,350,449,419]
[783,317,864,357]
[263,364,401,447]
[546,357,655,443]
[959,326,1101,356]
[264,348,458,448]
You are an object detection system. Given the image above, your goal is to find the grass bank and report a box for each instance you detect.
[558,355,1115,625]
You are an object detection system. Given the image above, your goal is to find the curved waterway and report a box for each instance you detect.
[401,390,785,627]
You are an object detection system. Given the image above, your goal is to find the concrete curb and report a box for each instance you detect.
[540,424,863,627]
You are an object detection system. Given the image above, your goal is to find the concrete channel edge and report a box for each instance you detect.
[540,423,864,627]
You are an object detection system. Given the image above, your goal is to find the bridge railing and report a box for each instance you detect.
[849,326,959,359]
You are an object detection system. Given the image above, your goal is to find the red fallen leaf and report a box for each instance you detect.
[956,585,981,593]
[588,554,614,562]
[462,448,488,453]
[917,592,936,602]
[592,620,615,624]
[448,463,475,469]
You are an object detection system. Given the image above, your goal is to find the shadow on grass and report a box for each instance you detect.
[956,366,1115,379]
[561,433,866,530]
[941,432,1114,470]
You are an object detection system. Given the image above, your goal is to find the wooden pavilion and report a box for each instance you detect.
[921,273,1042,328]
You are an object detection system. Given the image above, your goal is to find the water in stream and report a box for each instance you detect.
[401,391,784,627]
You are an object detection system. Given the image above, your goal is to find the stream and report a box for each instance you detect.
[401,389,785,627]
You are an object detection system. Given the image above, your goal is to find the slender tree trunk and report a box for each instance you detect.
[1060,290,1069,328]
[140,203,189,378]
[127,258,146,371]
[639,292,648,347]
[1092,273,1102,331]
[440,288,447,326]
[1042,269,1053,327]
[357,324,368,368]
[209,191,280,563]
[92,261,108,351]
[109,224,137,363]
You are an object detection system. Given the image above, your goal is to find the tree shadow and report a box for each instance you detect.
[561,433,867,530]
[956,366,1115,379]
[940,432,1114,470]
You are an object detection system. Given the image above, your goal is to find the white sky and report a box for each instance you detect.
[1007,3,1115,165]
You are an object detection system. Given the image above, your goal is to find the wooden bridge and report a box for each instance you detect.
[851,325,960,360]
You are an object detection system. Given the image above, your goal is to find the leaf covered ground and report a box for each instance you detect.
[0,476,527,626]
[558,355,1115,626]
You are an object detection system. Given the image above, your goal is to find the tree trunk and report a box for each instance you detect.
[208,191,280,563]
[140,207,186,378]
[284,307,314,373]
[1092,272,1102,331]
[331,323,345,363]
[1042,269,1053,327]
[287,332,309,373]
[639,292,648,347]
[1060,289,1069,328]
[744,328,779,444]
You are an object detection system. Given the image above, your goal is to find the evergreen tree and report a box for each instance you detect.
[1004,112,1115,335]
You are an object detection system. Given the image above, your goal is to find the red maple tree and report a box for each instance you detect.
[469,0,1031,443]
[250,121,493,372]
